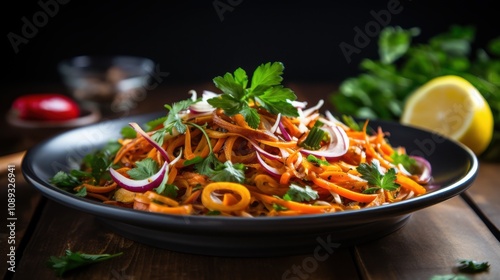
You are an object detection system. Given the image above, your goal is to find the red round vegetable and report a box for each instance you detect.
[12,93,80,121]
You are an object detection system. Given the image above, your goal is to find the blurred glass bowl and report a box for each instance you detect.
[58,55,155,113]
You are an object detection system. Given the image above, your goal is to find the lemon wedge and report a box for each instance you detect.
[401,75,494,155]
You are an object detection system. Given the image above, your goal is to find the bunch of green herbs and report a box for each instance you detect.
[330,25,500,160]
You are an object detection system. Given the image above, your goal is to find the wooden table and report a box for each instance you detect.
[2,83,499,280]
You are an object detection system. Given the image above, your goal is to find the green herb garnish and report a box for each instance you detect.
[283,184,319,202]
[331,25,500,136]
[208,62,299,129]
[151,99,197,146]
[47,249,122,277]
[127,158,159,180]
[457,259,490,273]
[306,154,330,166]
[120,126,137,139]
[391,152,418,174]
[50,141,120,190]
[50,171,81,189]
[189,122,246,183]
[358,159,399,194]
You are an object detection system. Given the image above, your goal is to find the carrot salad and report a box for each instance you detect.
[50,62,431,217]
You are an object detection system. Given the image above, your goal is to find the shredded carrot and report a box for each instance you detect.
[80,183,117,194]
[310,173,377,203]
[395,174,427,195]
[86,192,111,201]
[64,97,431,217]
[184,127,195,160]
[251,192,332,214]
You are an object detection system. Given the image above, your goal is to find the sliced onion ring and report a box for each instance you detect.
[412,156,432,184]
[397,156,432,184]
[256,151,283,177]
[130,122,169,163]
[278,119,292,141]
[110,161,168,192]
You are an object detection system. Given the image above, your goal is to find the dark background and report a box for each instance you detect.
[3,0,496,88]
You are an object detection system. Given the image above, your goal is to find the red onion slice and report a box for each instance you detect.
[411,156,432,184]
[396,156,432,184]
[256,151,283,177]
[110,161,168,192]
[130,122,169,163]
[278,119,292,141]
[235,134,280,161]
[301,125,349,159]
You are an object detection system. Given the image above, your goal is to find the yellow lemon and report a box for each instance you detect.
[401,75,493,155]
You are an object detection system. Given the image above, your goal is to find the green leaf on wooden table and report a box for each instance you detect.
[47,249,123,277]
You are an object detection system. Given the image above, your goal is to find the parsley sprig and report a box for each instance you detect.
[47,249,122,277]
[50,141,121,191]
[207,62,299,129]
[185,122,246,183]
[457,259,490,273]
[357,159,400,194]
[151,99,197,146]
[283,184,319,202]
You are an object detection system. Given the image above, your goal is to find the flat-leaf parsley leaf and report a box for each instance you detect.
[208,62,299,129]
[358,159,399,193]
[47,249,122,277]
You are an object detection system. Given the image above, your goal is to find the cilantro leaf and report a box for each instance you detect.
[273,203,288,211]
[306,154,330,166]
[51,141,120,191]
[155,183,178,199]
[208,161,246,183]
[457,259,490,273]
[206,210,222,215]
[120,126,137,139]
[127,158,159,180]
[283,184,319,202]
[164,99,197,134]
[233,67,248,88]
[331,25,500,161]
[240,106,260,129]
[391,152,418,174]
[50,171,81,189]
[75,187,87,197]
[213,73,245,99]
[145,116,167,131]
[47,249,122,277]
[379,26,420,64]
[207,93,242,115]
[194,152,221,176]
[183,155,204,166]
[150,99,197,146]
[357,160,400,192]
[251,61,284,89]
[256,86,298,116]
[208,62,298,129]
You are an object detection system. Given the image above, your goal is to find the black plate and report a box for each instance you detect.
[22,112,478,257]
